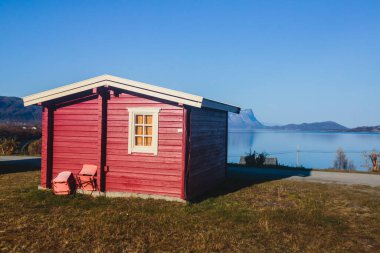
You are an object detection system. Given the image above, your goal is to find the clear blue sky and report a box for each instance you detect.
[0,0,379,127]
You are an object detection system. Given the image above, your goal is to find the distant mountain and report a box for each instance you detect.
[229,109,349,132]
[229,109,265,130]
[350,125,380,132]
[268,121,348,131]
[0,96,41,125]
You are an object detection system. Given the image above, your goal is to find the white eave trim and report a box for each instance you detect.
[22,74,240,113]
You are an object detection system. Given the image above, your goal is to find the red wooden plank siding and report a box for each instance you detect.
[187,108,227,199]
[105,92,184,198]
[52,95,99,179]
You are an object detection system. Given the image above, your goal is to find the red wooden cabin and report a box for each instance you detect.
[23,75,240,201]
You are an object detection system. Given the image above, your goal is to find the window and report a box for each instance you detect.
[128,108,160,155]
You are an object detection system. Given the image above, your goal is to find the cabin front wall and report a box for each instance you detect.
[106,92,185,198]
[40,94,99,187]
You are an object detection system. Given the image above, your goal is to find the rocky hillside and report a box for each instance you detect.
[0,96,41,125]
[229,109,264,130]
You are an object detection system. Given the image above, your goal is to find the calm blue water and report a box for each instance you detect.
[228,130,380,171]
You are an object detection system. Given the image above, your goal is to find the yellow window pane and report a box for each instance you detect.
[144,115,153,124]
[144,137,152,146]
[135,136,143,146]
[135,126,143,135]
[145,126,152,135]
[135,115,144,124]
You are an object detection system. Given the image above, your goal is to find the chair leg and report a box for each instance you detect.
[77,176,82,190]
[51,181,55,194]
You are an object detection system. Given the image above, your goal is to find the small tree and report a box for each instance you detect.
[362,150,380,172]
[0,137,19,155]
[27,139,42,156]
[333,148,355,170]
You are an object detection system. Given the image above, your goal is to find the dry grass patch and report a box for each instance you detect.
[0,171,380,252]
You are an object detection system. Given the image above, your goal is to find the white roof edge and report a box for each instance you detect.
[23,75,108,101]
[22,74,240,113]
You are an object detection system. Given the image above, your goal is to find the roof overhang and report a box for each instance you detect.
[23,74,240,113]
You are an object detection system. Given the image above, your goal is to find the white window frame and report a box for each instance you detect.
[128,107,160,155]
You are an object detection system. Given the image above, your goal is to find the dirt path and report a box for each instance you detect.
[228,166,380,187]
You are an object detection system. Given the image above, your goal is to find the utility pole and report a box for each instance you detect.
[296,145,300,167]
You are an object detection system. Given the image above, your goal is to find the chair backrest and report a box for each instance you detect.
[53,171,73,183]
[79,164,98,176]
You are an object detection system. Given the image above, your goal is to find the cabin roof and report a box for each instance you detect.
[22,74,240,113]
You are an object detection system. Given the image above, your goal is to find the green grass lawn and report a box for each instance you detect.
[1,171,380,252]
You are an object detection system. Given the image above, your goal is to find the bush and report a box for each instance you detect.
[0,137,19,155]
[333,148,355,170]
[27,139,41,155]
[245,150,267,166]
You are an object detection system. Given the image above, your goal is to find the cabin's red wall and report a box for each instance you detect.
[105,92,184,198]
[187,108,228,199]
[52,94,99,178]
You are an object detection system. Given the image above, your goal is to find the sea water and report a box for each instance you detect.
[228,130,380,171]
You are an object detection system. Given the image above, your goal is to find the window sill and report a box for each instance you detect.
[129,150,158,156]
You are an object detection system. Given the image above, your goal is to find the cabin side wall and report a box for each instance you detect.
[51,94,99,178]
[187,108,228,199]
[105,92,184,198]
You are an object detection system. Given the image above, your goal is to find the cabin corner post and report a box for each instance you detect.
[181,107,188,199]
[225,111,228,177]
[97,88,108,192]
[41,105,54,188]
[182,107,191,199]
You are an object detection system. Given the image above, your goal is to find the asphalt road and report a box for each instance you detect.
[0,156,41,162]
[0,156,41,173]
[228,166,380,187]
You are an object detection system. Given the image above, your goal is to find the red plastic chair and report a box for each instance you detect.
[52,171,76,195]
[76,164,98,191]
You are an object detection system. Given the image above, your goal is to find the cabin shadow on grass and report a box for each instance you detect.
[191,166,312,203]
[0,157,41,174]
